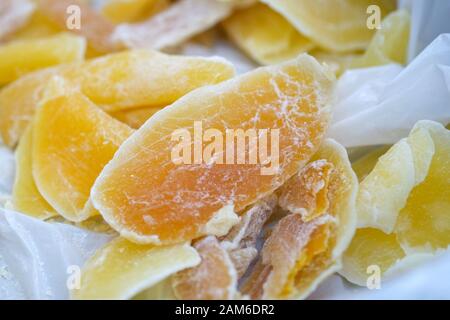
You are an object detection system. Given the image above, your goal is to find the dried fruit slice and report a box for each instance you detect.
[261,0,396,52]
[172,236,238,300]
[0,0,35,41]
[0,50,235,147]
[36,0,118,53]
[351,146,391,181]
[33,90,134,222]
[110,106,164,129]
[351,10,410,68]
[11,125,56,220]
[91,54,334,245]
[0,33,86,85]
[72,238,200,300]
[242,139,358,299]
[100,0,170,23]
[222,3,315,65]
[6,11,60,41]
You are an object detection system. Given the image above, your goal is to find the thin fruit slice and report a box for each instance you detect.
[112,0,255,50]
[91,54,335,245]
[100,0,170,23]
[33,89,134,222]
[222,3,315,65]
[172,236,238,300]
[351,146,391,181]
[261,0,396,52]
[72,238,200,300]
[357,126,435,233]
[0,50,235,147]
[36,0,118,53]
[0,0,35,41]
[110,106,164,129]
[11,125,56,220]
[0,33,86,85]
[351,10,410,68]
[242,139,358,299]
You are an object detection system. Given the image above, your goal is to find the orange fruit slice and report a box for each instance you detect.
[32,88,134,222]
[261,0,396,52]
[0,50,235,147]
[0,33,86,85]
[0,0,35,41]
[242,139,358,299]
[100,0,170,24]
[222,3,315,65]
[11,124,56,220]
[172,236,238,300]
[72,238,200,300]
[110,106,164,129]
[91,54,334,245]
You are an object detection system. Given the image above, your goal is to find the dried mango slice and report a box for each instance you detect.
[242,139,358,299]
[110,106,164,129]
[222,3,315,65]
[0,50,235,147]
[351,10,410,68]
[91,54,334,245]
[172,236,238,300]
[0,0,35,41]
[36,0,118,53]
[72,238,200,300]
[11,125,56,220]
[101,0,170,24]
[357,126,435,233]
[112,0,254,50]
[32,90,134,222]
[261,0,396,52]
[0,33,86,85]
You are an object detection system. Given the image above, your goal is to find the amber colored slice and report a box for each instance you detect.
[110,106,164,129]
[32,91,134,222]
[101,0,170,23]
[11,125,56,220]
[72,238,200,300]
[222,3,315,65]
[0,0,35,41]
[172,236,238,300]
[0,50,235,147]
[35,0,118,53]
[91,54,334,245]
[0,33,86,85]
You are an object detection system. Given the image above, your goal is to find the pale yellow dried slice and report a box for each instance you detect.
[72,238,200,300]
[133,278,176,300]
[261,0,396,52]
[100,0,170,23]
[0,0,35,41]
[351,146,391,181]
[222,3,315,65]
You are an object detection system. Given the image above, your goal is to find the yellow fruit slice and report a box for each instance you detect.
[352,146,391,181]
[0,33,86,86]
[133,278,176,300]
[351,10,410,68]
[261,0,396,52]
[71,238,200,300]
[91,54,334,245]
[7,11,60,41]
[0,50,235,147]
[0,0,35,41]
[33,90,134,222]
[11,125,56,220]
[110,106,164,129]
[101,0,170,23]
[222,3,315,65]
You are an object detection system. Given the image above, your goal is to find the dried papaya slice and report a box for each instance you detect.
[0,33,86,85]
[0,50,235,147]
[222,3,315,65]
[91,54,334,245]
[0,0,35,41]
[261,0,396,52]
[110,106,164,129]
[11,124,56,220]
[100,0,170,24]
[32,88,134,222]
[242,139,358,299]
[72,238,200,300]
[172,236,238,300]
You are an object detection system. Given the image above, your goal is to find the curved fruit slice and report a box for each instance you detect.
[110,106,164,129]
[100,0,170,23]
[222,3,315,65]
[0,33,86,85]
[351,146,391,181]
[33,90,134,222]
[0,50,235,147]
[72,238,200,299]
[91,54,334,245]
[261,0,396,52]
[356,125,435,233]
[0,0,35,41]
[351,10,410,68]
[172,236,238,300]
[242,139,358,299]
[11,125,56,220]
